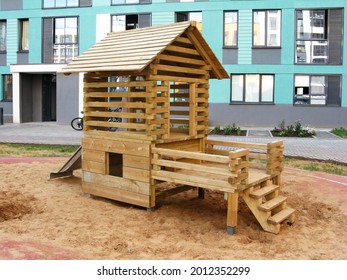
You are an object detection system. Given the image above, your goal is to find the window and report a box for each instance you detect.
[19,19,29,51]
[224,11,238,47]
[295,9,343,65]
[111,14,151,32]
[111,0,151,4]
[230,74,274,103]
[294,75,341,106]
[253,10,281,47]
[2,75,12,102]
[54,17,78,63]
[0,21,6,52]
[176,11,202,31]
[296,10,327,64]
[43,0,91,8]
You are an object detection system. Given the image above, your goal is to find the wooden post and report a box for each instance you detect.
[227,192,238,235]
[189,83,196,136]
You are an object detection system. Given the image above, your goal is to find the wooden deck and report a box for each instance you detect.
[152,139,295,234]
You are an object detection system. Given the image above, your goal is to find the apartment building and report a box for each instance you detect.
[0,0,345,127]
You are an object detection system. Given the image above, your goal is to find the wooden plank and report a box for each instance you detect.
[123,155,150,170]
[249,185,279,199]
[268,208,295,225]
[85,80,155,89]
[85,101,152,109]
[165,45,200,56]
[258,196,287,211]
[156,185,195,199]
[156,138,202,151]
[189,83,196,137]
[85,111,147,120]
[152,158,235,178]
[153,64,208,76]
[227,192,239,228]
[82,181,151,208]
[158,54,206,66]
[123,166,150,183]
[147,74,207,84]
[85,91,155,98]
[82,149,105,163]
[84,129,154,141]
[82,159,105,174]
[152,147,230,164]
[174,36,193,45]
[82,137,150,156]
[83,171,150,195]
[86,120,148,130]
[152,170,236,193]
[206,139,268,150]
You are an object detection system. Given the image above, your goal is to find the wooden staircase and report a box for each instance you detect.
[242,180,295,234]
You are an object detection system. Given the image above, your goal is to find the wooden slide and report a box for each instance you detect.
[49,146,82,179]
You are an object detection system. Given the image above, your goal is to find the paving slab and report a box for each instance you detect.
[1,123,346,164]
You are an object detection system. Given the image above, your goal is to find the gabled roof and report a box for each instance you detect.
[61,21,228,79]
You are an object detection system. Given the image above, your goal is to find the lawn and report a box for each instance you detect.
[0,143,79,157]
[330,128,347,138]
[0,143,346,177]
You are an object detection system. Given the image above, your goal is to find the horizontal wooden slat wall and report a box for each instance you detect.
[83,73,170,141]
[145,34,210,139]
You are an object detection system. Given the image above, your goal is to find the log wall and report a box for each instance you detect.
[81,136,153,208]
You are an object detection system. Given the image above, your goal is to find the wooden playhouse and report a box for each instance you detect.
[60,21,295,234]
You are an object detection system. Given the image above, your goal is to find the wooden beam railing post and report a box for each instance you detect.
[266,140,284,176]
[226,148,249,234]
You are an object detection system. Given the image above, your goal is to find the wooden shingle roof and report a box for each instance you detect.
[61,21,228,79]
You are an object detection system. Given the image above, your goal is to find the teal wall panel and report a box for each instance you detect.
[281,8,294,65]
[237,9,252,65]
[79,14,96,53]
[202,10,223,60]
[152,12,175,26]
[6,19,18,66]
[29,17,42,63]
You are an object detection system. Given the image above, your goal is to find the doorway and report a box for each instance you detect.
[42,74,57,121]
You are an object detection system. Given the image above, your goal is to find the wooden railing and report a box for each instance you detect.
[206,139,284,176]
[151,147,249,193]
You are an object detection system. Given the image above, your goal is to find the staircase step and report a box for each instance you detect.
[249,185,279,199]
[258,196,287,211]
[268,207,296,225]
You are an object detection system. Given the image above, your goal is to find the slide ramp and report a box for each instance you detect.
[50,146,82,179]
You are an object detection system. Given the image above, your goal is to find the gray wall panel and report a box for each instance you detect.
[223,48,238,64]
[17,52,29,64]
[209,103,347,128]
[57,73,79,125]
[252,49,281,64]
[1,0,22,10]
[0,53,6,66]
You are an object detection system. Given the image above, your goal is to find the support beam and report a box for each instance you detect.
[226,192,239,235]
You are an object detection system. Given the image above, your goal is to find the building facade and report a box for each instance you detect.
[0,0,346,127]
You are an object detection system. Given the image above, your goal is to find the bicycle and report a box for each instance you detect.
[71,108,121,131]
[71,116,83,131]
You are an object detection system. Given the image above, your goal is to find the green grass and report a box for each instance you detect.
[0,144,79,157]
[330,128,347,138]
[285,158,347,177]
[0,143,346,177]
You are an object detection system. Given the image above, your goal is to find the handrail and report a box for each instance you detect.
[152,147,250,192]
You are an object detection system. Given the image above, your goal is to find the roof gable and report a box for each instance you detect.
[61,21,228,79]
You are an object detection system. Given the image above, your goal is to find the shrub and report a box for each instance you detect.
[273,120,315,137]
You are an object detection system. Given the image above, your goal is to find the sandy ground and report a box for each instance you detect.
[0,157,346,260]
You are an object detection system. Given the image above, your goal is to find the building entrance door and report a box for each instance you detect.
[42,74,57,121]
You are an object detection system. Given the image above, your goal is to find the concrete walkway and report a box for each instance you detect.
[0,122,346,164]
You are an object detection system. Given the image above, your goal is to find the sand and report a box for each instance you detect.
[0,158,346,260]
